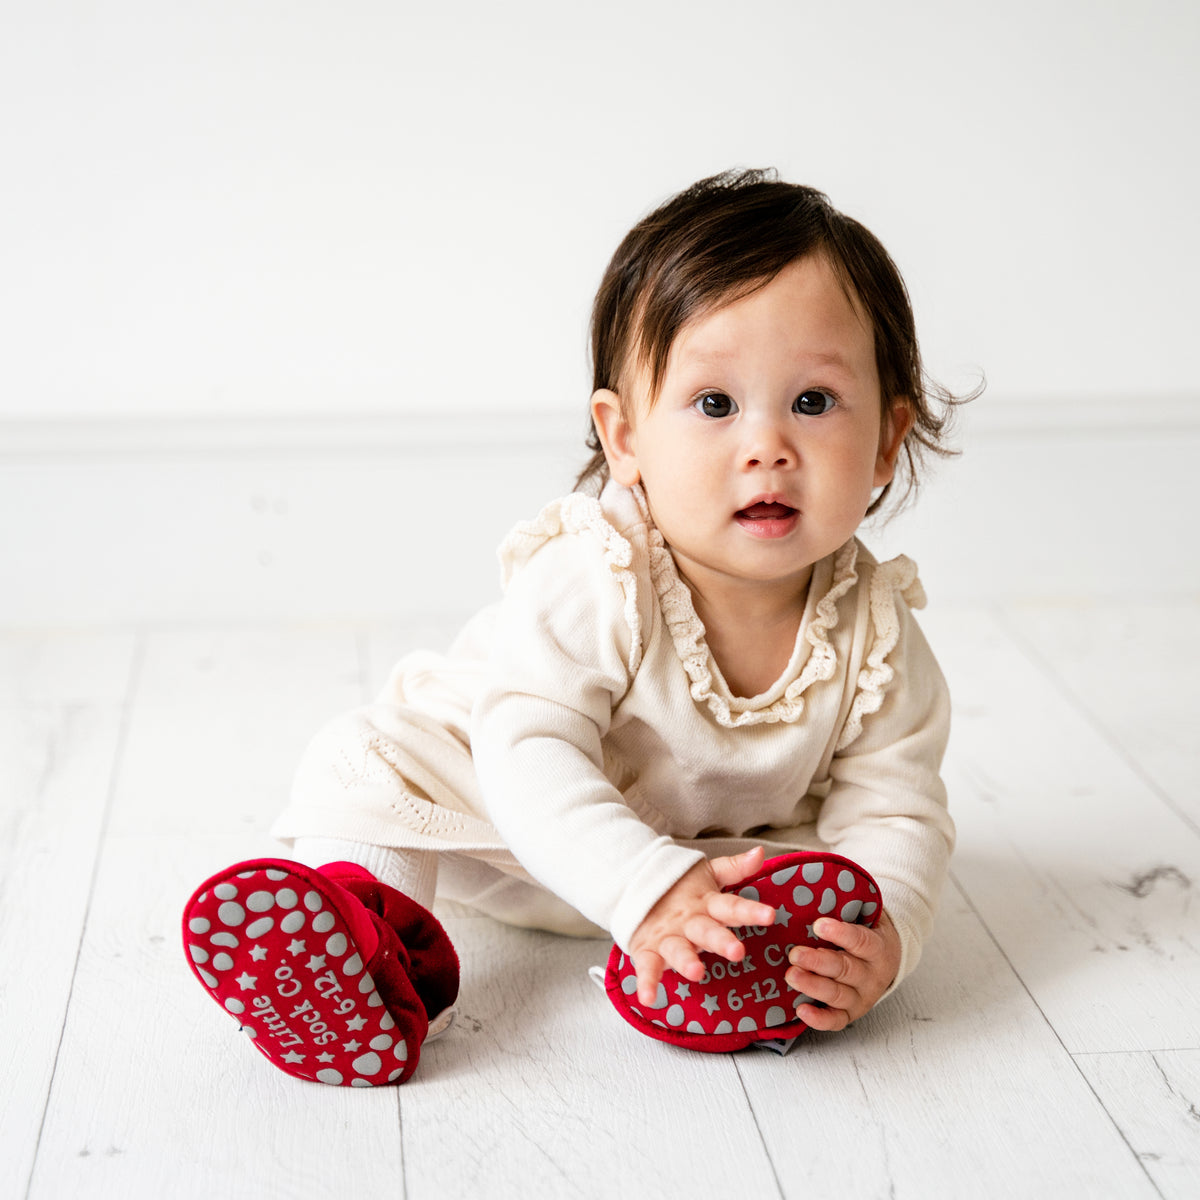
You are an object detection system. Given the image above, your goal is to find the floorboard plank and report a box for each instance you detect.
[1075,1049,1200,1200]
[736,882,1156,1198]
[28,833,408,1200]
[106,627,364,838]
[0,631,137,1200]
[922,606,1200,1054]
[26,626,408,1199]
[1008,602,1200,831]
[402,917,783,1200]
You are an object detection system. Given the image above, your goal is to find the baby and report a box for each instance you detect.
[183,169,957,1084]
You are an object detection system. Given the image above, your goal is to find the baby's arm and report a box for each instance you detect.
[473,529,712,945]
[816,589,954,996]
[627,847,776,1005]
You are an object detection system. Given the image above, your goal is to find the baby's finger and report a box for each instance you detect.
[786,964,860,1014]
[707,846,766,890]
[705,888,775,932]
[681,915,746,963]
[788,943,866,989]
[657,933,708,983]
[795,1000,852,1033]
[634,949,666,1006]
[810,916,879,959]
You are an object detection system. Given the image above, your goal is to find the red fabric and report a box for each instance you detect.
[182,858,458,1087]
[605,851,881,1052]
[321,861,460,1020]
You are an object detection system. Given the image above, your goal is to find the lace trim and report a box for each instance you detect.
[835,555,926,752]
[647,524,862,729]
[497,492,645,675]
[499,485,924,741]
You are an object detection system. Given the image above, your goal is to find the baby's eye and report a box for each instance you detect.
[793,389,836,416]
[694,392,737,418]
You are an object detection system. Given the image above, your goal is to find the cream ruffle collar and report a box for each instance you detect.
[498,483,924,745]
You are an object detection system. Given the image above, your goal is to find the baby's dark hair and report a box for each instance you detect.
[578,168,966,515]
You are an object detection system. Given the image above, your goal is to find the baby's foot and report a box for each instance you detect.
[183,859,444,1086]
[605,851,880,1052]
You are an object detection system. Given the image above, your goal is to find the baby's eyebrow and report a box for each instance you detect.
[803,350,856,374]
[679,345,858,376]
[676,345,738,367]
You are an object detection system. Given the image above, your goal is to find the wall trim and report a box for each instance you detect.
[0,410,586,460]
[2,394,1196,461]
[956,393,1198,436]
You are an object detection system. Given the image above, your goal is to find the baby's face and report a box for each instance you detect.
[594,254,908,607]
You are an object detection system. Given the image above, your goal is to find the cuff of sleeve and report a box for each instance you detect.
[873,877,934,1000]
[880,907,922,1001]
[608,842,707,953]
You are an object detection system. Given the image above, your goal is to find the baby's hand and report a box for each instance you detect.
[627,847,776,1006]
[786,909,901,1030]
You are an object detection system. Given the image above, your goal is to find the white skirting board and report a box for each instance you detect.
[2,399,1196,625]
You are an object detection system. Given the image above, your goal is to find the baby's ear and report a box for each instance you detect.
[874,399,914,488]
[590,389,642,487]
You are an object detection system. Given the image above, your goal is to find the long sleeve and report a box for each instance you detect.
[471,517,703,950]
[815,586,954,990]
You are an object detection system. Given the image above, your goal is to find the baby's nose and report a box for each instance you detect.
[747,449,792,467]
[744,420,796,468]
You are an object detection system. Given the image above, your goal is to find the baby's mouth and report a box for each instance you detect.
[734,500,800,540]
[736,502,797,521]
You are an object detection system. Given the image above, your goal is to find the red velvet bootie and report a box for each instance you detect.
[183,859,459,1086]
[605,851,881,1053]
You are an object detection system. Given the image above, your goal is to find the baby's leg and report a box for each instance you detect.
[437,853,606,937]
[293,837,438,910]
[292,840,459,1037]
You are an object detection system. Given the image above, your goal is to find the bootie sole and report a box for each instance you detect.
[183,859,416,1086]
[605,851,881,1053]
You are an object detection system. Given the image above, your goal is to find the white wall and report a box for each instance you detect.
[3,0,1198,622]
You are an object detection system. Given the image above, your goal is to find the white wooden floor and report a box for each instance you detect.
[4,602,1200,1200]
